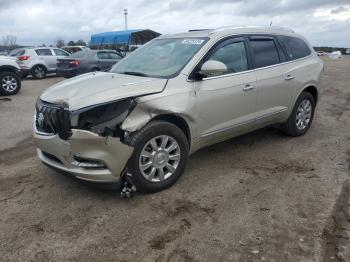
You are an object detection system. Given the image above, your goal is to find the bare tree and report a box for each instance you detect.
[55,38,65,48]
[2,35,17,47]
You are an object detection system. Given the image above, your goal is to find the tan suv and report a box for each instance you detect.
[33,26,323,194]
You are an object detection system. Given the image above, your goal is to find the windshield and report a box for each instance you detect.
[111,37,208,78]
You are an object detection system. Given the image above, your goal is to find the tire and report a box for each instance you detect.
[281,91,315,136]
[0,71,21,95]
[127,120,189,193]
[31,65,47,80]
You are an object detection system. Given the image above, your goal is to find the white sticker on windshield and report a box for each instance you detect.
[181,39,204,45]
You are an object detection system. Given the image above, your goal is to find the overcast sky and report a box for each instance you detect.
[0,0,349,47]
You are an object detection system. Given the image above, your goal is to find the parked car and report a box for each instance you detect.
[33,26,323,194]
[0,55,22,95]
[62,46,91,54]
[56,50,123,78]
[329,51,343,59]
[316,51,328,56]
[9,47,70,79]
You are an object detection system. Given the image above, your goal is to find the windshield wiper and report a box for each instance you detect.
[122,71,149,77]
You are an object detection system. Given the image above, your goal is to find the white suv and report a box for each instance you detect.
[0,56,21,95]
[9,47,70,79]
[34,26,323,193]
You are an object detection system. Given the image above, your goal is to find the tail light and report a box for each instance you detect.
[69,60,81,67]
[17,55,30,61]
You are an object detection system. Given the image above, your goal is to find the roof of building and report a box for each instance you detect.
[90,29,161,45]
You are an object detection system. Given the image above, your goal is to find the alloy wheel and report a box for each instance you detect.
[1,75,18,92]
[139,135,181,183]
[296,99,312,130]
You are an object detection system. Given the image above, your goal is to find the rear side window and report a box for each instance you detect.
[249,38,280,68]
[35,49,53,56]
[277,36,311,60]
[9,49,25,56]
[97,52,110,59]
[109,52,122,60]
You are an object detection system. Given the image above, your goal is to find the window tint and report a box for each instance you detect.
[109,52,122,60]
[250,39,280,68]
[97,52,110,59]
[35,49,53,56]
[207,40,248,75]
[9,49,25,56]
[277,36,311,60]
[53,49,69,56]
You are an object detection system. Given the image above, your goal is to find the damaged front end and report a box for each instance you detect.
[70,98,137,141]
[34,98,137,184]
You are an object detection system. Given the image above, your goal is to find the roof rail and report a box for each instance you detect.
[188,29,212,32]
[210,25,295,34]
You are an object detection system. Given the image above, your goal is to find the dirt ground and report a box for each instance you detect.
[0,57,350,262]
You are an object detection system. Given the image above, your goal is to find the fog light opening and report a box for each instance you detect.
[72,155,107,169]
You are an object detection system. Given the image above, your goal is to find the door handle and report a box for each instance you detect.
[285,75,295,80]
[243,84,255,92]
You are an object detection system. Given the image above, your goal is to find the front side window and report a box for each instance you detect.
[111,38,208,78]
[53,49,69,56]
[249,39,280,68]
[206,40,248,75]
[35,49,53,56]
[277,36,311,60]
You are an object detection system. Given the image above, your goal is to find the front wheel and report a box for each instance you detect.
[127,120,189,193]
[0,71,21,95]
[281,91,315,136]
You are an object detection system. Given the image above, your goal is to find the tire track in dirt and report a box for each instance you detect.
[0,134,35,165]
[322,179,350,262]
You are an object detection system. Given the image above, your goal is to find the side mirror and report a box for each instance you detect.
[200,60,227,77]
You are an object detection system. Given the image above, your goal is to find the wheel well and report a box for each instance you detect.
[303,86,318,104]
[32,64,47,72]
[153,114,191,145]
[0,65,17,74]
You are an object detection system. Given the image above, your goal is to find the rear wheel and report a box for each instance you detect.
[127,120,189,193]
[281,91,315,136]
[0,71,21,95]
[32,65,47,79]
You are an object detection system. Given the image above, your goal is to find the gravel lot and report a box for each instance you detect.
[1,57,350,262]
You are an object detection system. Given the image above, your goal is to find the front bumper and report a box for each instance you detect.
[34,128,133,183]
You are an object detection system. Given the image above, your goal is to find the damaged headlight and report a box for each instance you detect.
[71,98,136,136]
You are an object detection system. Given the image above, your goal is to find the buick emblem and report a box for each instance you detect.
[37,113,45,127]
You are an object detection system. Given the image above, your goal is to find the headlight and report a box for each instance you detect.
[71,98,136,136]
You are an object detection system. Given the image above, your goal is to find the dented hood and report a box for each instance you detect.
[40,72,167,111]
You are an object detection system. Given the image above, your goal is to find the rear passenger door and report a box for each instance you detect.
[248,36,295,126]
[35,49,56,72]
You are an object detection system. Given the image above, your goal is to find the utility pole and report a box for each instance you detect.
[124,9,128,30]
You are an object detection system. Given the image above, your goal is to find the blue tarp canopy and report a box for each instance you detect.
[90,29,161,46]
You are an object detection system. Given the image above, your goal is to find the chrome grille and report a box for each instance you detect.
[35,100,71,139]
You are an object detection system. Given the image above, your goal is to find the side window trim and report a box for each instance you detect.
[189,35,252,80]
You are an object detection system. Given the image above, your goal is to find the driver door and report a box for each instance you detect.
[194,37,258,144]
